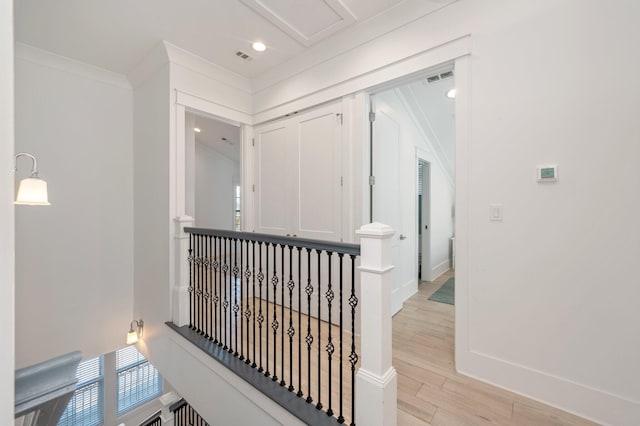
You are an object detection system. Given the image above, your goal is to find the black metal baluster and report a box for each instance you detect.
[305,247,313,404]
[204,235,213,339]
[349,254,358,426]
[239,239,245,360]
[271,243,279,381]
[280,243,286,387]
[287,245,295,392]
[326,251,334,417]
[233,237,239,356]
[316,249,323,410]
[272,243,279,382]
[244,240,252,365]
[297,246,303,398]
[222,237,229,350]
[252,240,257,368]
[198,235,203,333]
[257,241,264,372]
[214,236,220,345]
[208,236,214,340]
[188,234,194,329]
[338,253,345,424]
[265,243,270,377]
[228,237,234,354]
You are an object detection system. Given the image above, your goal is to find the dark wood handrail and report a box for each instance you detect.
[184,227,360,256]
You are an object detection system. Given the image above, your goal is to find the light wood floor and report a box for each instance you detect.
[394,270,599,426]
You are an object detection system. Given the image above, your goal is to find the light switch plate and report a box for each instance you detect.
[490,204,503,221]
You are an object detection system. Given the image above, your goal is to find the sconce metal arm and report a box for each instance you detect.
[14,152,39,177]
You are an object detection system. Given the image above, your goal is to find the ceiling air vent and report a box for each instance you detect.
[427,75,440,83]
[235,50,253,61]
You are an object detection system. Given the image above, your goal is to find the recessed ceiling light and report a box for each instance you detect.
[194,127,201,133]
[252,41,266,52]
[446,89,456,99]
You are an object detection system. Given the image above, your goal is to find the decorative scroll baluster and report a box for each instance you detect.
[239,239,245,360]
[316,249,323,411]
[227,237,233,353]
[222,238,228,350]
[188,234,194,328]
[271,243,278,382]
[338,252,345,424]
[287,245,295,392]
[252,241,257,368]
[326,251,334,417]
[233,238,239,356]
[280,243,286,387]
[257,242,264,373]
[349,254,358,426]
[265,243,270,377]
[197,235,203,333]
[297,246,303,398]
[305,247,313,404]
[214,237,220,345]
[204,236,210,339]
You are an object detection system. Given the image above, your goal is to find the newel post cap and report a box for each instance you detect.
[356,222,395,238]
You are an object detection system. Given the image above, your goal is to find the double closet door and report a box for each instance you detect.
[254,101,343,243]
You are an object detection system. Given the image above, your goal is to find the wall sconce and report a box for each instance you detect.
[126,319,144,345]
[14,152,50,205]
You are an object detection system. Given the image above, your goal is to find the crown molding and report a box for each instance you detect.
[15,43,131,90]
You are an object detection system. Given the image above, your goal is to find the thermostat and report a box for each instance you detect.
[537,165,558,182]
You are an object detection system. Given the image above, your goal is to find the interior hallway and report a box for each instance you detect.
[394,271,599,425]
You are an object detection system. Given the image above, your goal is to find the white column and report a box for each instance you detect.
[173,215,194,326]
[355,222,397,426]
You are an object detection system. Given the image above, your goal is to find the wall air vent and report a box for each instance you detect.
[235,50,253,61]
[426,70,454,84]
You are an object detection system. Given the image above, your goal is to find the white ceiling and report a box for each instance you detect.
[14,0,455,78]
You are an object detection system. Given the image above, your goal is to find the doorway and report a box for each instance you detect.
[369,67,456,314]
[186,111,242,230]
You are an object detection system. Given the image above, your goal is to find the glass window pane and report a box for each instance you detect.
[58,357,103,426]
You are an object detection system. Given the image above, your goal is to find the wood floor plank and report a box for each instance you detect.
[394,270,596,426]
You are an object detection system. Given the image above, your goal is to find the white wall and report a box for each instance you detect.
[195,142,239,230]
[0,0,15,422]
[14,44,134,368]
[244,1,640,423]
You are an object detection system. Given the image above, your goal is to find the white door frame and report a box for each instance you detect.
[418,158,432,282]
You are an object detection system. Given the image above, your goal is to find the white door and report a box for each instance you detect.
[292,103,343,241]
[254,101,343,242]
[371,103,405,314]
[255,123,291,235]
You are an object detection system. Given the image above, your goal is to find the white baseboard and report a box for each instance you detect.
[430,260,451,281]
[456,349,640,426]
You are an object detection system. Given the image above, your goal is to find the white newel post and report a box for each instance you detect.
[355,222,398,426]
[173,215,194,326]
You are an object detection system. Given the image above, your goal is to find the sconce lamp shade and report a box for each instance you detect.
[126,330,139,345]
[15,177,50,205]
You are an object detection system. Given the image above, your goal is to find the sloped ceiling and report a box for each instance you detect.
[398,75,455,178]
[14,0,456,78]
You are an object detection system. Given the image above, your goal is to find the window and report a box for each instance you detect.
[58,356,103,426]
[116,346,162,415]
[234,184,241,231]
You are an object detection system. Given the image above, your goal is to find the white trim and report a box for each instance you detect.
[253,36,470,123]
[457,350,638,426]
[430,260,450,281]
[15,43,132,90]
[176,90,252,126]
